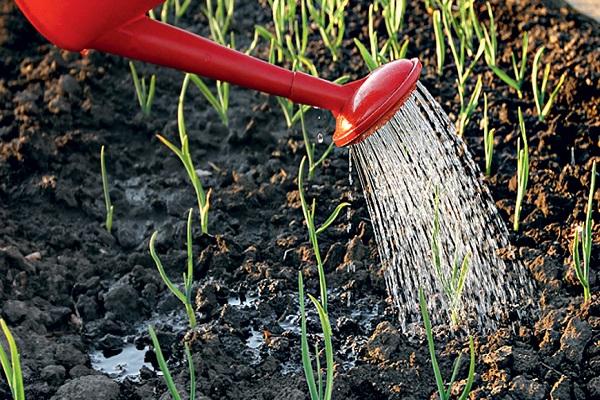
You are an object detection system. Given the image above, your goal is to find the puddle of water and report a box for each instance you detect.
[246,328,263,349]
[227,293,258,307]
[90,344,151,382]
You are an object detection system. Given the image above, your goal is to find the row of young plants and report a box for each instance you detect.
[423,0,569,235]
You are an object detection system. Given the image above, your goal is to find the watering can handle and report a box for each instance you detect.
[91,16,353,115]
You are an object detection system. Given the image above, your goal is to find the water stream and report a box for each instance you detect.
[351,82,535,332]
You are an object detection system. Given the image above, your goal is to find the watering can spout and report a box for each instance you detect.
[15,0,421,147]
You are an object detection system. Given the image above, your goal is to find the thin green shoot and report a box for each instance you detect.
[434,0,477,56]
[513,107,529,232]
[188,0,236,127]
[0,319,25,400]
[531,47,567,121]
[353,3,408,71]
[481,93,495,176]
[205,0,235,46]
[300,110,334,180]
[572,161,596,303]
[149,209,197,328]
[298,156,349,312]
[472,1,497,67]
[129,62,156,116]
[419,289,475,400]
[431,188,471,327]
[157,75,211,234]
[148,0,192,24]
[248,0,324,127]
[100,145,114,234]
[433,9,445,75]
[188,72,231,127]
[456,74,483,137]
[249,0,314,70]
[442,6,485,135]
[471,2,528,97]
[148,326,196,400]
[306,0,348,62]
[298,272,335,400]
[149,0,193,24]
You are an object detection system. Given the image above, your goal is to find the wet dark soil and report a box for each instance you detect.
[1,0,599,399]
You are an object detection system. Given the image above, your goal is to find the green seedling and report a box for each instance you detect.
[381,0,408,59]
[431,188,471,327]
[298,156,350,311]
[481,93,495,176]
[157,75,211,234]
[306,0,348,62]
[513,107,529,232]
[354,3,409,71]
[300,109,334,180]
[472,3,528,98]
[149,0,193,24]
[250,0,314,69]
[442,7,484,135]
[531,47,567,122]
[471,1,497,67]
[433,9,445,75]
[249,0,324,127]
[298,272,334,400]
[188,71,231,127]
[456,75,482,137]
[149,209,197,328]
[184,0,236,126]
[100,145,114,234]
[0,319,25,400]
[433,0,477,56]
[205,0,235,46]
[148,326,196,400]
[419,289,475,400]
[250,0,295,64]
[297,155,347,399]
[129,62,156,116]
[572,161,596,303]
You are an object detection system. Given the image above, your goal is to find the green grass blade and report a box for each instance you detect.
[148,326,182,400]
[185,344,196,400]
[316,202,350,235]
[419,289,446,399]
[298,273,319,400]
[149,232,187,304]
[458,337,476,400]
[307,294,334,400]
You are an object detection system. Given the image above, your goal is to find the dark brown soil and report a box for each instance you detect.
[0,0,598,399]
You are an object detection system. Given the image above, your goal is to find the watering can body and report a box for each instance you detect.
[15,0,421,146]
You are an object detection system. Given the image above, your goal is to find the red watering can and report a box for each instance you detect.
[15,0,421,147]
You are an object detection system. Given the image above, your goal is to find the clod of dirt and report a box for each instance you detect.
[51,375,120,400]
[509,375,549,400]
[557,317,592,365]
[550,376,572,399]
[587,377,600,398]
[40,365,66,387]
[367,321,401,362]
[103,281,144,322]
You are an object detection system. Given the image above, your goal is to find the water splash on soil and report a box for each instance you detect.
[351,82,535,332]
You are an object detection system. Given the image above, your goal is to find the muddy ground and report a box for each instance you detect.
[0,0,599,399]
